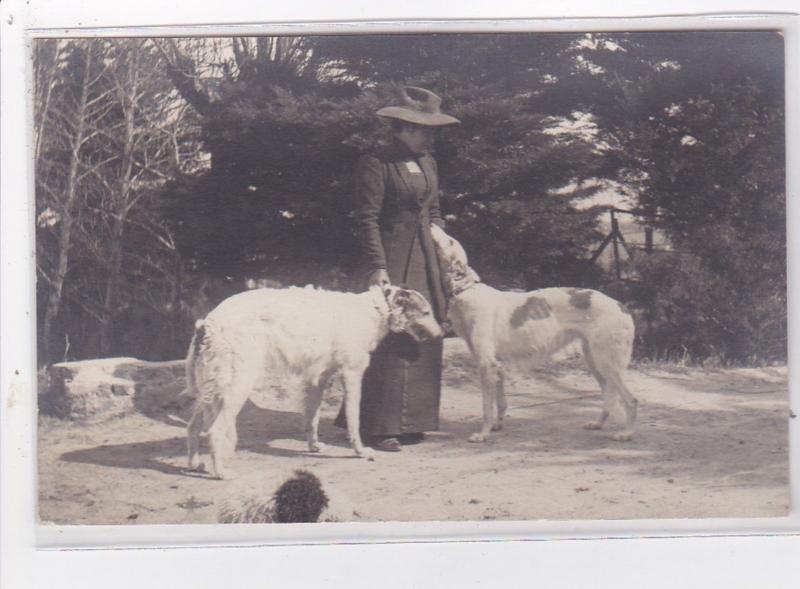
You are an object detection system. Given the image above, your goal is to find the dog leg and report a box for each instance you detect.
[341,369,376,461]
[218,388,251,474]
[206,388,247,480]
[187,401,205,472]
[609,372,637,441]
[581,342,611,431]
[493,368,506,432]
[225,415,239,456]
[208,407,232,480]
[303,383,326,453]
[583,397,612,431]
[470,360,501,443]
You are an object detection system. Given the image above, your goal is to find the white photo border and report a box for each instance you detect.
[2,1,798,587]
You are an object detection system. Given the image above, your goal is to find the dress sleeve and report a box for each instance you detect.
[354,154,388,271]
[428,158,445,228]
[429,191,445,229]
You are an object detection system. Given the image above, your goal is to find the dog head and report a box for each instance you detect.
[430,224,480,296]
[273,470,329,523]
[383,286,443,342]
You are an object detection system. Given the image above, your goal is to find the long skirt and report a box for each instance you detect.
[335,227,445,438]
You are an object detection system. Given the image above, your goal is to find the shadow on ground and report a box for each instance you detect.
[60,400,358,476]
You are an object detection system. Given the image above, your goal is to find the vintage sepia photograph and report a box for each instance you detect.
[33,30,788,526]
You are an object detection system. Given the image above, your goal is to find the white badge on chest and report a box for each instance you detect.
[404,160,423,175]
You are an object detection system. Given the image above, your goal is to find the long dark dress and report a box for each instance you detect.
[335,140,447,438]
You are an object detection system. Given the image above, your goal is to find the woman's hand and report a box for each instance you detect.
[368,269,390,288]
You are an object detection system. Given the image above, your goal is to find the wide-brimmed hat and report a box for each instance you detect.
[376,86,461,127]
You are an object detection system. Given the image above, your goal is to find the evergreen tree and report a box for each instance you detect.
[565,32,785,361]
[160,34,609,291]
[36,33,785,363]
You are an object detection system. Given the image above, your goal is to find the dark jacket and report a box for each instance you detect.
[355,141,447,321]
[336,140,447,437]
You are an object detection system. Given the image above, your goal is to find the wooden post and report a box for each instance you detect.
[611,210,622,280]
[645,226,654,254]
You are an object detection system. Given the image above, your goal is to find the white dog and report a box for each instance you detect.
[185,285,442,479]
[430,225,637,443]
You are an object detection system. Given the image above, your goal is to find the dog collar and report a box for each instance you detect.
[372,287,393,316]
[448,278,480,299]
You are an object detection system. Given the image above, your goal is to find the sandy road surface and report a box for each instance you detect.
[38,340,790,525]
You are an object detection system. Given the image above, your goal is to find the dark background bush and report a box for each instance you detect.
[35,32,785,365]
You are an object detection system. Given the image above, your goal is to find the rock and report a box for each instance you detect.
[41,357,187,422]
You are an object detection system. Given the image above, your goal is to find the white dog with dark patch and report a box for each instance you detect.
[430,225,637,443]
[185,285,442,479]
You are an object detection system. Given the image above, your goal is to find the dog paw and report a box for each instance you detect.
[187,461,206,473]
[358,448,377,461]
[491,422,503,432]
[213,469,235,480]
[468,432,488,443]
[582,421,604,430]
[612,432,633,442]
[308,442,327,453]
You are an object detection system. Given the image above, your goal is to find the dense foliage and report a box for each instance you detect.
[584,33,786,361]
[35,32,786,365]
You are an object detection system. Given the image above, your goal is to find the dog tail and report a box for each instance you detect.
[182,320,203,399]
[188,318,235,405]
[184,319,216,402]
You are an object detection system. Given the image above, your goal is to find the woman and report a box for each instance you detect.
[334,86,460,452]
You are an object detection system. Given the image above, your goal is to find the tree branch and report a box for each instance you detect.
[153,39,214,117]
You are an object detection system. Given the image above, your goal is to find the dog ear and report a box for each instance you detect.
[452,259,467,278]
[387,289,413,333]
[387,309,407,333]
[391,288,412,309]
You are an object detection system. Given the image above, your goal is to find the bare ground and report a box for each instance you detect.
[38,339,790,525]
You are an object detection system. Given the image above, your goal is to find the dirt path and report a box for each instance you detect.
[38,340,790,525]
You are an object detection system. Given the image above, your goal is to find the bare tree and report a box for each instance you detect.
[153,36,322,114]
[34,39,62,163]
[39,40,113,362]
[36,38,205,363]
[91,39,203,355]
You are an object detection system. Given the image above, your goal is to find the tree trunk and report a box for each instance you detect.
[34,40,61,163]
[170,255,183,357]
[98,212,126,356]
[99,51,139,356]
[42,46,93,364]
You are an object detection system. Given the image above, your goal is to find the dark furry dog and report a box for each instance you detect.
[272,470,329,523]
[218,470,344,523]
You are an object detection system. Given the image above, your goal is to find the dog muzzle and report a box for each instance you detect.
[440,318,458,338]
